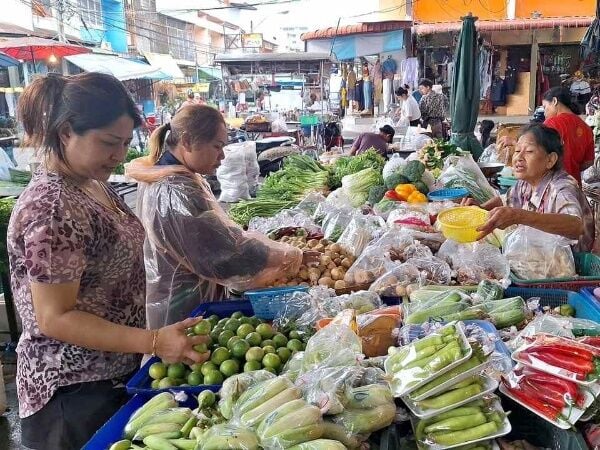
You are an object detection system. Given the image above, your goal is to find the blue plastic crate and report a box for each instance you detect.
[505,287,600,323]
[83,394,197,450]
[244,286,308,320]
[127,300,255,396]
[427,188,469,202]
[579,287,600,319]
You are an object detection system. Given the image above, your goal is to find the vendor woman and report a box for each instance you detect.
[126,104,319,329]
[469,123,594,251]
[8,73,209,449]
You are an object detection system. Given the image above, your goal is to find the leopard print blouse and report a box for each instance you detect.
[7,170,146,418]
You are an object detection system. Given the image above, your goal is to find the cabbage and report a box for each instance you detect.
[341,168,383,207]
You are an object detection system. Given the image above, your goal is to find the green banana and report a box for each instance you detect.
[200,428,260,450]
[180,416,197,438]
[133,422,182,441]
[260,405,322,439]
[334,403,396,435]
[150,431,182,440]
[124,393,178,439]
[321,421,361,449]
[256,399,307,436]
[264,423,324,448]
[288,439,347,450]
[143,435,178,450]
[143,408,192,426]
[240,387,302,428]
[345,384,393,409]
[169,438,197,450]
[235,377,293,416]
[108,439,131,450]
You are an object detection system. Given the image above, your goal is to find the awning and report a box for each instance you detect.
[65,53,171,81]
[306,30,404,59]
[197,66,221,80]
[143,52,185,81]
[301,20,412,41]
[414,16,594,36]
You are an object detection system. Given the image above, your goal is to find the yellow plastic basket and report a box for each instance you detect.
[437,206,489,243]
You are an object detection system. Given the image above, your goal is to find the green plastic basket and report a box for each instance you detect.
[300,115,320,126]
[511,252,600,291]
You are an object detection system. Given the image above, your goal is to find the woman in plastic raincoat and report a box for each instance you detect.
[127,105,315,329]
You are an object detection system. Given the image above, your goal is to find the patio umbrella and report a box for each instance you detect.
[0,36,90,72]
[581,2,600,59]
[0,51,19,68]
[450,13,483,160]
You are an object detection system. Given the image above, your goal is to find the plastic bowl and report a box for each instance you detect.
[427,188,470,202]
[437,206,489,243]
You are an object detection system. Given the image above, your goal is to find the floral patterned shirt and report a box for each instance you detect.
[419,91,448,121]
[7,170,146,418]
[506,169,594,252]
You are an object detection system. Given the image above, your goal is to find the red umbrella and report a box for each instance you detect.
[0,36,90,66]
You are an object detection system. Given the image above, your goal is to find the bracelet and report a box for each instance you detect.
[151,329,159,357]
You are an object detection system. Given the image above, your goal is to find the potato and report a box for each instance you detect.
[314,244,325,252]
[320,255,332,266]
[334,258,342,266]
[334,280,347,290]
[331,268,344,281]
[320,239,330,246]
[322,269,331,279]
[318,276,335,287]
[327,261,337,271]
[395,285,407,297]
[307,239,319,248]
[330,253,340,262]
[308,268,321,283]
[298,268,309,281]
[354,270,373,285]
[330,243,342,253]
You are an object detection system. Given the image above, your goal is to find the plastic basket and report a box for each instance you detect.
[505,287,600,322]
[437,206,488,243]
[510,252,600,291]
[427,188,469,202]
[83,394,197,450]
[579,287,600,316]
[300,115,320,126]
[244,286,308,320]
[126,300,255,396]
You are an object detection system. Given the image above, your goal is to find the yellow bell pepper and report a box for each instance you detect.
[394,183,416,201]
[407,191,428,203]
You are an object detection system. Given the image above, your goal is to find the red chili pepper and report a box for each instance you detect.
[527,344,594,361]
[522,350,593,378]
[520,378,566,409]
[579,336,600,348]
[503,383,563,421]
[524,372,580,405]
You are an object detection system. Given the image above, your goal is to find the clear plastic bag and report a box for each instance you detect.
[248,209,320,237]
[217,144,251,202]
[405,256,452,285]
[503,225,576,280]
[243,141,261,195]
[282,351,305,382]
[301,324,363,374]
[322,206,355,242]
[357,309,402,357]
[373,198,403,221]
[387,204,435,233]
[295,192,327,217]
[439,154,496,204]
[368,263,422,298]
[198,424,260,450]
[218,370,278,420]
[337,213,388,257]
[321,291,384,316]
[438,241,510,285]
[402,230,446,253]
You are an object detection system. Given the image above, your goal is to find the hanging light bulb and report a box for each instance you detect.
[48,54,57,64]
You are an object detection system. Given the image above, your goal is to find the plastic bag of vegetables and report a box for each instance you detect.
[406,256,452,286]
[322,206,355,242]
[321,291,384,316]
[438,241,511,285]
[368,263,423,298]
[341,167,383,207]
[295,192,327,217]
[300,324,363,374]
[439,154,497,204]
[387,204,435,233]
[337,213,387,257]
[218,370,277,420]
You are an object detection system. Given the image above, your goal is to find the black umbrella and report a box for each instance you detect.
[450,13,483,160]
[581,2,600,59]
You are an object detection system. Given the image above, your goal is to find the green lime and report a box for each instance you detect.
[200,361,218,376]
[217,318,229,327]
[197,390,216,408]
[277,347,292,363]
[236,323,255,339]
[231,311,244,320]
[148,362,167,380]
[250,316,261,327]
[167,363,186,380]
[151,379,161,389]
[190,362,203,372]
[289,330,301,340]
[239,317,252,325]
[194,343,209,354]
[218,330,235,347]
[203,370,224,385]
[158,377,176,389]
[224,318,241,332]
[244,360,262,372]
[263,345,276,355]
[262,353,282,371]
[261,339,275,349]
[211,347,231,366]
[208,314,220,325]
[245,346,265,362]
[193,320,212,335]
[231,340,251,358]
[256,323,274,339]
[245,332,262,346]
[210,330,221,343]
[273,334,289,348]
[227,336,242,350]
[263,367,276,374]
[220,359,240,377]
[187,371,203,386]
[287,339,304,352]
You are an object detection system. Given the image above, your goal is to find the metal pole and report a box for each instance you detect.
[56,0,67,43]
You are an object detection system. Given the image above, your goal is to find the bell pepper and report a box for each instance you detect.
[394,183,416,201]
[384,190,400,201]
[408,191,428,204]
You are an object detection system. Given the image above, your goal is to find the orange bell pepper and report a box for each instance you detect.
[394,183,416,201]
[407,191,428,203]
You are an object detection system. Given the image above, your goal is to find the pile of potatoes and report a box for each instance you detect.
[271,236,356,289]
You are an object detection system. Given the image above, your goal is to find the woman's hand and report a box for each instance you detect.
[155,317,211,366]
[477,206,522,238]
[461,197,479,207]
[302,250,321,268]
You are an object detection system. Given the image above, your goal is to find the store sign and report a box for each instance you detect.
[242,33,264,48]
[194,83,210,93]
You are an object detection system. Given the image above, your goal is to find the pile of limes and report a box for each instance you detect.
[148,311,306,388]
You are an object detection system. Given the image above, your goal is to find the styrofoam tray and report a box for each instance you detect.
[409,359,490,402]
[412,396,510,450]
[403,375,499,419]
[386,322,473,397]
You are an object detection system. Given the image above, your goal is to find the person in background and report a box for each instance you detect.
[181,90,196,109]
[542,87,594,185]
[418,78,448,139]
[194,92,206,105]
[395,87,421,126]
[9,73,209,450]
[570,71,592,111]
[407,83,422,103]
[126,105,319,329]
[479,120,495,149]
[349,125,395,158]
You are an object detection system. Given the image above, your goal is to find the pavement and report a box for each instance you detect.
[0,347,22,450]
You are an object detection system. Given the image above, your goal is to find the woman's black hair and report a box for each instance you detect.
[395,87,409,97]
[18,72,142,162]
[418,78,433,88]
[479,120,495,148]
[543,87,580,115]
[519,123,563,170]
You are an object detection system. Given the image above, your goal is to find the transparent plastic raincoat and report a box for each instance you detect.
[126,157,303,328]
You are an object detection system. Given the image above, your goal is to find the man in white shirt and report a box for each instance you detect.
[395,86,421,126]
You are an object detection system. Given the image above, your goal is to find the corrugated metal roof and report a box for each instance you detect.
[301,21,412,41]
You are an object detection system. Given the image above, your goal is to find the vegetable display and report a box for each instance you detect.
[328,149,386,189]
[229,198,297,227]
[341,167,384,207]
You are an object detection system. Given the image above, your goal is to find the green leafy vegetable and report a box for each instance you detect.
[367,185,387,205]
[328,149,385,189]
[229,199,297,227]
[342,168,383,207]
[114,148,148,175]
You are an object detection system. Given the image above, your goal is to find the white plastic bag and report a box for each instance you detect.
[0,148,15,181]
[243,142,260,194]
[382,154,406,181]
[217,143,252,202]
